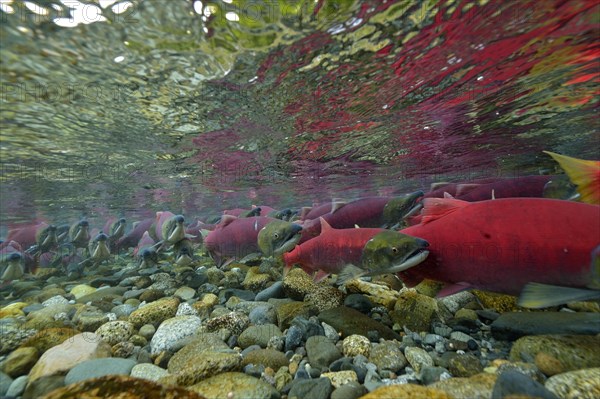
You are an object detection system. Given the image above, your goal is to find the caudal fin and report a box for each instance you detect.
[544,151,600,205]
[518,282,600,308]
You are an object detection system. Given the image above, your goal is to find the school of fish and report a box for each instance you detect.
[1,152,599,308]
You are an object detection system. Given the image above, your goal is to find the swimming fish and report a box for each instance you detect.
[283,218,429,282]
[104,217,127,252]
[134,231,158,268]
[544,151,600,205]
[69,219,91,253]
[396,197,600,307]
[115,217,154,251]
[79,232,111,268]
[204,216,302,265]
[299,191,424,243]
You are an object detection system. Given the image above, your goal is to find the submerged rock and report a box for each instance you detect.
[545,368,600,399]
[189,372,279,399]
[491,312,600,340]
[318,306,400,340]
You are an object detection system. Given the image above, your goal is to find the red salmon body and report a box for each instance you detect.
[115,218,154,251]
[398,198,600,295]
[300,197,393,243]
[4,221,49,250]
[424,175,554,201]
[204,216,277,261]
[284,219,385,278]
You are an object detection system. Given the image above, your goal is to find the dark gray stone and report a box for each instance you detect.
[343,294,374,314]
[420,366,451,385]
[285,325,304,352]
[22,375,65,399]
[305,336,342,369]
[491,312,600,340]
[64,358,137,385]
[219,288,255,303]
[255,281,285,301]
[0,371,13,396]
[318,306,400,340]
[288,377,332,399]
[492,370,559,399]
[331,381,367,399]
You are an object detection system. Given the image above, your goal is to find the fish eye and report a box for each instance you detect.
[274,233,279,239]
[392,247,398,254]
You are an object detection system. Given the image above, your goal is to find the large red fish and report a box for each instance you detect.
[283,219,429,282]
[397,197,600,307]
[114,218,154,252]
[299,192,423,243]
[204,216,302,265]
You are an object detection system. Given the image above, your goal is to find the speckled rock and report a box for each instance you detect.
[189,372,279,399]
[41,375,207,399]
[306,336,342,369]
[19,328,80,354]
[368,341,407,372]
[28,333,112,384]
[22,375,65,399]
[282,268,317,300]
[344,279,399,309]
[139,289,166,303]
[449,353,484,377]
[1,346,39,377]
[130,363,170,382]
[95,321,134,346]
[128,297,180,328]
[238,323,283,349]
[150,315,202,355]
[176,302,198,316]
[73,307,111,332]
[318,306,400,340]
[472,290,518,313]
[242,348,288,370]
[275,301,315,330]
[0,302,28,318]
[0,322,37,355]
[242,267,272,291]
[64,358,137,385]
[391,291,440,332]
[305,285,344,312]
[359,384,452,399]
[201,311,249,335]
[545,368,600,399]
[75,287,128,304]
[405,347,434,374]
[111,341,135,358]
[431,373,497,399]
[510,335,600,372]
[321,370,358,388]
[41,295,69,307]
[167,334,238,386]
[342,334,371,357]
[70,284,97,300]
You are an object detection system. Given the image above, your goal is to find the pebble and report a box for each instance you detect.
[176,302,198,316]
[491,312,600,340]
[111,303,137,318]
[420,366,452,385]
[288,377,332,399]
[510,335,600,372]
[0,371,13,396]
[0,346,39,377]
[28,333,112,384]
[150,315,202,355]
[492,370,559,399]
[305,336,342,369]
[432,372,497,399]
[95,320,134,346]
[255,281,285,301]
[64,357,137,385]
[282,268,317,300]
[249,304,277,325]
[318,306,400,340]
[242,348,288,370]
[448,353,484,377]
[285,325,304,351]
[201,311,249,335]
[545,367,600,399]
[342,334,371,357]
[128,297,180,328]
[344,294,374,313]
[189,372,280,399]
[130,363,170,382]
[368,341,407,372]
[360,384,453,398]
[405,346,434,374]
[330,381,367,399]
[42,295,69,307]
[174,286,196,301]
[321,370,358,388]
[6,375,28,397]
[238,323,283,349]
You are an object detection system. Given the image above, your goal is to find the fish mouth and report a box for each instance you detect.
[388,238,430,273]
[403,202,423,219]
[167,222,185,243]
[273,224,303,257]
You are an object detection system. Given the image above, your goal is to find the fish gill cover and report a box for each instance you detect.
[0,0,598,225]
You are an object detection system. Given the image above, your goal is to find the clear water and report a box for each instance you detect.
[1,0,598,230]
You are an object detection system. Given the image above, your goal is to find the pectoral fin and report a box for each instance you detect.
[436,282,472,297]
[338,264,366,284]
[518,282,600,308]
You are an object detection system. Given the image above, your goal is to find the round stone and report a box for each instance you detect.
[342,335,372,358]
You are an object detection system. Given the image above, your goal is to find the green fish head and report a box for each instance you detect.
[37,224,58,250]
[89,233,110,260]
[361,231,429,275]
[382,191,424,228]
[258,221,303,257]
[542,175,579,201]
[111,218,127,238]
[163,215,186,244]
[70,220,90,246]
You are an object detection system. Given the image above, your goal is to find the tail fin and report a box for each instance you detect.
[544,151,600,205]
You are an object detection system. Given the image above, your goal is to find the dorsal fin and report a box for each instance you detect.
[319,217,334,232]
[455,184,481,196]
[218,215,238,229]
[330,200,347,214]
[421,198,469,224]
[443,192,454,198]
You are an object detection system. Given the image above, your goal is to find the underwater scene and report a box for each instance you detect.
[0,0,599,398]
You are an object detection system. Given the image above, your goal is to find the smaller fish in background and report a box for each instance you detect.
[69,219,91,254]
[104,217,127,252]
[134,231,158,268]
[544,150,600,205]
[79,233,111,269]
[173,238,195,266]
